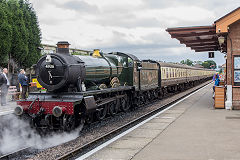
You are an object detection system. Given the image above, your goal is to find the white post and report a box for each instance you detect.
[225,85,232,110]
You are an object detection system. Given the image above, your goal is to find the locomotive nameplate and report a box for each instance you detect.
[45,64,55,69]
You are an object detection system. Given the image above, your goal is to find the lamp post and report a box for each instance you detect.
[218,36,225,46]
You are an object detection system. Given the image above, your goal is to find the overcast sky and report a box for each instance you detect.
[29,0,240,66]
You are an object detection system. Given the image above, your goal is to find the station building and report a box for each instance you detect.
[41,44,90,55]
[167,7,240,110]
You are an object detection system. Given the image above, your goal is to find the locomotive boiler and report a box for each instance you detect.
[14,41,215,132]
[36,42,123,92]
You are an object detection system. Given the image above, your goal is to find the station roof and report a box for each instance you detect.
[215,7,240,33]
[166,25,220,52]
[166,7,240,53]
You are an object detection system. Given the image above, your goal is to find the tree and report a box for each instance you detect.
[180,59,193,66]
[0,0,41,70]
[20,0,41,68]
[0,0,12,66]
[194,61,203,65]
[8,0,29,67]
[202,60,216,69]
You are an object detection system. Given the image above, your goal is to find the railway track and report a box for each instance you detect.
[54,81,212,160]
[0,147,31,160]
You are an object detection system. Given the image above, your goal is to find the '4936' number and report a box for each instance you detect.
[45,64,55,69]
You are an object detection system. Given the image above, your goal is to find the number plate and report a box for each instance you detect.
[45,64,55,69]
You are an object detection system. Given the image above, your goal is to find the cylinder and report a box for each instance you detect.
[14,105,24,116]
[52,106,64,117]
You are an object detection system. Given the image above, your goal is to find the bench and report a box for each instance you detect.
[0,86,20,101]
[8,86,20,100]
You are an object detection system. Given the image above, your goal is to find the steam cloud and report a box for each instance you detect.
[0,113,81,155]
[0,71,82,155]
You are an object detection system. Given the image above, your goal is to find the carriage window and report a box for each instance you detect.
[118,56,128,67]
[128,58,133,67]
[166,68,168,78]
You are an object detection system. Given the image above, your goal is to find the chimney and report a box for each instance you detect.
[56,41,70,54]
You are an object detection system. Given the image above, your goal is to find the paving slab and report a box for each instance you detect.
[108,137,152,149]
[87,147,139,160]
[125,128,162,138]
[164,109,185,114]
[0,99,16,116]
[158,113,181,119]
[148,117,175,123]
[138,122,169,130]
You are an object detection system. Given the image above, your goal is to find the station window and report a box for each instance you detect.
[234,56,240,86]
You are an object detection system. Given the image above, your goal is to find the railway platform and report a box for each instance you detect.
[85,83,240,160]
[0,98,16,116]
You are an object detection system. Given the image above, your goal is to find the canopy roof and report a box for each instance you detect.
[166,25,221,52]
[166,7,240,53]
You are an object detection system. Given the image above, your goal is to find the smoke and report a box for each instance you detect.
[0,113,81,155]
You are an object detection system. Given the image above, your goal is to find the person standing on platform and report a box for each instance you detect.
[18,69,28,100]
[214,74,220,87]
[0,68,10,106]
[212,74,220,99]
[212,73,219,81]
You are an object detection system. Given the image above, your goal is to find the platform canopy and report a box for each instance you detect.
[166,8,240,53]
[166,25,222,52]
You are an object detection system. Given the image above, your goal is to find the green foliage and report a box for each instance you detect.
[20,0,41,67]
[180,59,193,66]
[194,61,203,65]
[0,0,12,65]
[219,68,223,73]
[0,0,41,68]
[202,60,216,69]
[180,59,216,69]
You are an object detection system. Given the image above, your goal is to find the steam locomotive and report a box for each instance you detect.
[14,41,215,132]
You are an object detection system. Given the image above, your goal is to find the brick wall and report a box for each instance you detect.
[227,20,240,109]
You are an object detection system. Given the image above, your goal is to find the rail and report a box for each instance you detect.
[0,147,30,160]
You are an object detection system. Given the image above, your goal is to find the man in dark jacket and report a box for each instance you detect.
[18,69,28,100]
[0,68,10,106]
